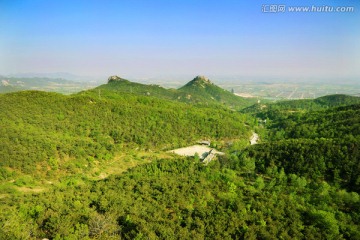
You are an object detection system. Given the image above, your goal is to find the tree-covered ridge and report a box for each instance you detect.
[0,90,250,176]
[241,94,360,115]
[96,76,178,101]
[266,104,360,140]
[241,103,360,192]
[315,95,360,107]
[95,75,255,110]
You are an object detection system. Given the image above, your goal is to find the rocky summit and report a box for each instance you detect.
[192,75,212,84]
[108,75,124,83]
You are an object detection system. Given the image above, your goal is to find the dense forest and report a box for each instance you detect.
[2,156,360,239]
[0,86,359,239]
[241,94,360,115]
[0,89,251,181]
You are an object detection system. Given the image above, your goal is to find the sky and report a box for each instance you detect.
[0,0,359,81]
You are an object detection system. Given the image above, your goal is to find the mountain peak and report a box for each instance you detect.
[183,75,213,88]
[108,75,126,83]
[193,75,211,84]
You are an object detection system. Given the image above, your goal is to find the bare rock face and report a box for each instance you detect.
[107,75,123,83]
[186,75,213,88]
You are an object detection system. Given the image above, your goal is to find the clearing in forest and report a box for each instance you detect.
[169,145,224,160]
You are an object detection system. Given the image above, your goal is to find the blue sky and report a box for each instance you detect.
[0,0,359,80]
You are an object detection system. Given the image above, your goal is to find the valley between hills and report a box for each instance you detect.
[0,75,360,239]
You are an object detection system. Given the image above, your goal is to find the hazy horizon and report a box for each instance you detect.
[1,0,359,80]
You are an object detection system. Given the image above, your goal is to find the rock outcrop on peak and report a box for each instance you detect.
[108,75,125,83]
[192,75,212,84]
[194,75,208,80]
[181,75,213,88]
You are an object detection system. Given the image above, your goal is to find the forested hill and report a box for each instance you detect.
[0,90,251,176]
[315,94,360,107]
[94,75,255,110]
[243,103,360,192]
[241,94,360,115]
[95,75,178,100]
[178,75,253,109]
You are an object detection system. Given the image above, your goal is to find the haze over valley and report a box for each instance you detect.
[1,73,359,100]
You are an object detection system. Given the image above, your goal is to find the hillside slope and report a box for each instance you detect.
[95,75,255,109]
[0,90,359,239]
[241,94,360,116]
[1,103,359,239]
[242,103,360,192]
[0,90,250,177]
[97,75,177,100]
[178,75,253,109]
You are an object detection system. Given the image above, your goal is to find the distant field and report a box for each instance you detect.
[2,76,359,99]
[132,77,360,101]
[0,77,100,94]
[219,82,360,100]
